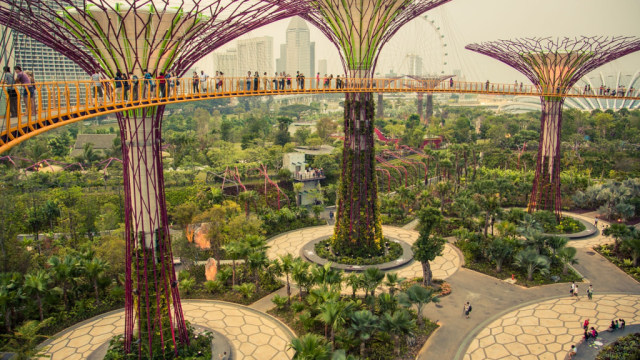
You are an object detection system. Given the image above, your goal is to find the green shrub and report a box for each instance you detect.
[203,280,224,294]
[596,332,640,360]
[190,264,206,284]
[271,294,289,310]
[314,239,402,265]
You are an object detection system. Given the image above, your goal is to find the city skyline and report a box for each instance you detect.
[197,0,640,83]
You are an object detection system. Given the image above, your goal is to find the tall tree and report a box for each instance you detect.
[413,206,445,286]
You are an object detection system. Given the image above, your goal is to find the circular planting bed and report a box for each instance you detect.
[90,326,234,360]
[301,236,413,272]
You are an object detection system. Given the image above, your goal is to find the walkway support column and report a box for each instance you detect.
[302,0,451,257]
[0,1,300,357]
[467,36,640,218]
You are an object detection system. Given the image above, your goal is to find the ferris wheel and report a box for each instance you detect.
[376,13,449,77]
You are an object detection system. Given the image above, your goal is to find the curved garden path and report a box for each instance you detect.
[419,211,640,360]
[266,225,462,295]
[40,300,295,360]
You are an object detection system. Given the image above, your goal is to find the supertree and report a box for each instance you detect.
[0,0,299,357]
[466,37,640,217]
[302,0,451,257]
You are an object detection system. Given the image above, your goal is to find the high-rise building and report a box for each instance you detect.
[318,59,327,77]
[285,16,311,77]
[214,49,238,77]
[310,42,315,77]
[406,54,423,76]
[276,44,287,74]
[237,36,273,76]
[10,0,88,108]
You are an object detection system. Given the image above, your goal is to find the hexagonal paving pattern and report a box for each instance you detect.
[266,225,461,295]
[41,300,295,360]
[463,294,640,360]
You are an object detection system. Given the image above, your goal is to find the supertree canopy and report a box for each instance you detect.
[0,0,300,357]
[302,0,451,257]
[466,36,640,217]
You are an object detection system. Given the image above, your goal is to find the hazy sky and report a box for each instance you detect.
[198,0,640,84]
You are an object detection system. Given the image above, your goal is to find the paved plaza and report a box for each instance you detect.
[40,300,295,360]
[40,212,639,360]
[266,225,462,294]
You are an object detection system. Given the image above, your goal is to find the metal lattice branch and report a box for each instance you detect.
[0,0,303,76]
[466,36,640,92]
[303,0,451,74]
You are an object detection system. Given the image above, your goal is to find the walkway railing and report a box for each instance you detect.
[1,76,639,153]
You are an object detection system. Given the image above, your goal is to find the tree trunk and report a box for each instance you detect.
[36,294,43,321]
[563,263,568,275]
[330,328,335,351]
[285,273,291,302]
[94,280,100,305]
[332,91,383,258]
[232,260,236,287]
[422,261,432,286]
[496,260,502,273]
[360,341,366,358]
[5,308,11,332]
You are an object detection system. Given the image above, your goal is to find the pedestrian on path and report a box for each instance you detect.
[594,217,598,228]
[570,281,575,296]
[587,285,593,300]
[619,318,625,330]
[568,344,577,359]
[463,302,471,319]
[574,285,579,298]
[583,319,589,331]
[219,351,227,360]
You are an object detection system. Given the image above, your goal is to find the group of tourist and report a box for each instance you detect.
[568,316,627,358]
[91,69,183,105]
[294,167,324,180]
[1,65,37,117]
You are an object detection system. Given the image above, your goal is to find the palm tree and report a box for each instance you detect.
[279,254,295,302]
[23,270,50,321]
[316,300,353,349]
[247,251,269,291]
[413,206,445,286]
[380,309,417,356]
[622,228,640,266]
[345,273,362,299]
[398,284,439,327]
[384,273,405,295]
[557,246,579,274]
[312,263,343,292]
[514,248,550,281]
[0,273,23,332]
[289,333,331,360]
[377,293,398,313]
[48,255,79,309]
[487,237,514,273]
[83,258,108,304]
[546,236,568,257]
[362,268,385,297]
[348,310,379,358]
[292,259,313,299]
[222,240,247,287]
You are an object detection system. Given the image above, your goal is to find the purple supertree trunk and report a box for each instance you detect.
[530,98,563,215]
[333,90,383,256]
[466,36,640,218]
[118,106,187,356]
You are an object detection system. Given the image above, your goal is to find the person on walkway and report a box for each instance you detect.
[594,217,599,228]
[122,72,130,101]
[1,66,18,118]
[587,285,593,300]
[200,70,209,93]
[583,319,589,331]
[262,72,269,90]
[590,327,598,340]
[316,72,320,89]
[463,302,471,319]
[608,320,616,332]
[273,72,278,90]
[246,71,252,92]
[574,284,579,298]
[568,345,577,359]
[218,351,227,360]
[129,72,139,101]
[157,72,166,98]
[114,70,124,103]
[299,73,305,90]
[615,319,619,330]
[253,71,259,91]
[24,70,37,113]
[90,70,104,106]
[570,281,575,296]
[192,71,199,94]
[619,318,625,330]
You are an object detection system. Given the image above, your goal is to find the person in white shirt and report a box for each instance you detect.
[200,71,209,93]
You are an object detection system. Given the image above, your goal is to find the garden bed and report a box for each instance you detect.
[594,245,640,283]
[314,239,403,266]
[463,261,582,287]
[596,332,640,360]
